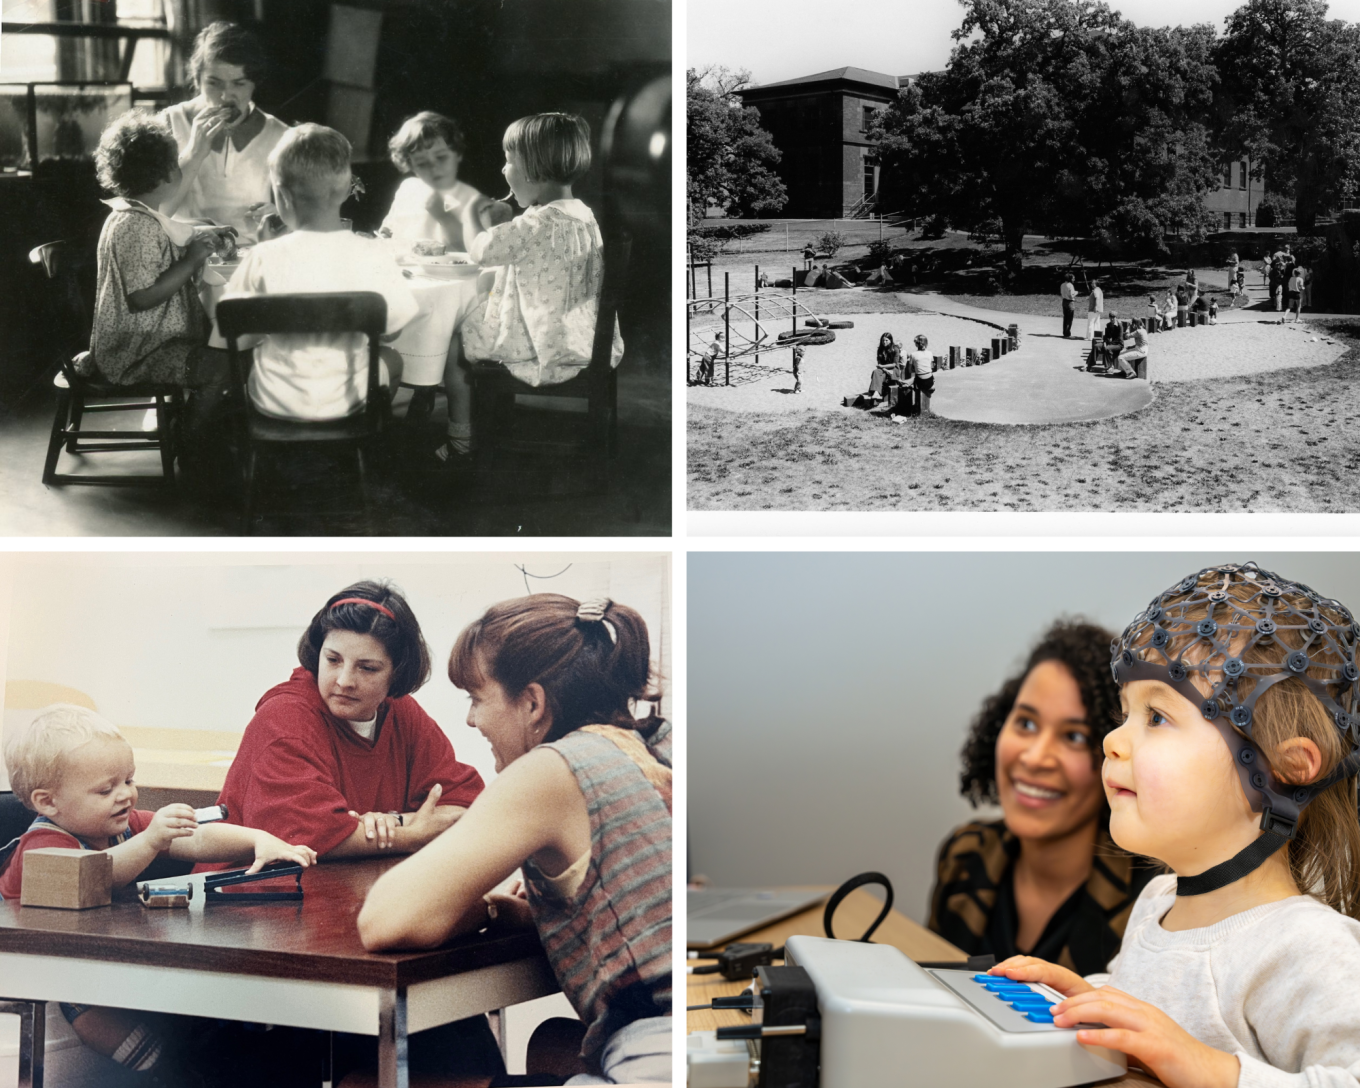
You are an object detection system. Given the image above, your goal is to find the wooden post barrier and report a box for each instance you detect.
[991,338,1003,358]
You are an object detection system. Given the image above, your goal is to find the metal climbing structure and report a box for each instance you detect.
[686,266,836,387]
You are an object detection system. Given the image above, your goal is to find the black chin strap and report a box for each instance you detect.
[1175,828,1292,896]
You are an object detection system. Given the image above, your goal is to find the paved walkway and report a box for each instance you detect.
[910,292,1155,425]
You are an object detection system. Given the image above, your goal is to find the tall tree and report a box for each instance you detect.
[686,67,788,223]
[873,0,1222,268]
[1214,0,1360,232]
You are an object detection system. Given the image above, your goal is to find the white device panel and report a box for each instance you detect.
[784,935,1126,1088]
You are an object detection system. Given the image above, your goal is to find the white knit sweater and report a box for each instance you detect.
[1097,874,1360,1088]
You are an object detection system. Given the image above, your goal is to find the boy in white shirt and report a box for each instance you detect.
[224,124,418,422]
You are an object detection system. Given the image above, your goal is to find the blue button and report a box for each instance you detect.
[1026,1011,1055,1024]
[982,980,1031,991]
[1009,998,1053,1010]
[971,974,994,983]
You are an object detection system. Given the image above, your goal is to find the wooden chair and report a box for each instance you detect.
[467,230,630,488]
[215,292,389,534]
[31,241,181,488]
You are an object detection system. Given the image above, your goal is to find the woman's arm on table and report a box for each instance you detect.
[357,748,582,950]
[325,783,468,858]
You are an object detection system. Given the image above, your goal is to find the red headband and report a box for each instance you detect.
[330,597,396,621]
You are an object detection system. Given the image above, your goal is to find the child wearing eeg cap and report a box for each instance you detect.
[987,563,1360,1088]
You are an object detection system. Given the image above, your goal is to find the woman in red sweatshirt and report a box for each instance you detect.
[214,579,503,1082]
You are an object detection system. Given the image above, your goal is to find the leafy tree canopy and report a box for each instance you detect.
[686,66,788,222]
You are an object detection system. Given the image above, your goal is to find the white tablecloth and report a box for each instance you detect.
[199,263,485,388]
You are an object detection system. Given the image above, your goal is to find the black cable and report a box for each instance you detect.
[823,871,893,942]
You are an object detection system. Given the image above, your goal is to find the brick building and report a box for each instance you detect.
[741,66,1271,228]
[736,67,906,218]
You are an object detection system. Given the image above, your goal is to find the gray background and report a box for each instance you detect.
[688,551,1360,925]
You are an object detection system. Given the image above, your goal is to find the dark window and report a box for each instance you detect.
[864,158,876,197]
[862,105,877,131]
[1223,163,1232,188]
[1224,212,1233,230]
[1239,161,1248,190]
[1239,211,1247,228]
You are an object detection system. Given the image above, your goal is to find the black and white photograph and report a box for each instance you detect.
[0,0,671,536]
[687,0,1360,515]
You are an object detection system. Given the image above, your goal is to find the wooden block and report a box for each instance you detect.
[20,847,113,909]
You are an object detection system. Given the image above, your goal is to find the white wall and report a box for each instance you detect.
[688,551,1360,926]
[1,551,670,794]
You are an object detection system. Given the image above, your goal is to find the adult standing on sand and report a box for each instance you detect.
[1084,278,1104,343]
[1060,273,1076,338]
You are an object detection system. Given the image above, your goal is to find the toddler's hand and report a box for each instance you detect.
[1052,986,1240,1088]
[424,189,453,221]
[989,956,1094,999]
[481,199,514,228]
[147,804,198,852]
[245,834,317,875]
[185,234,217,267]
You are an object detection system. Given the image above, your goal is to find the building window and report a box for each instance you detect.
[1240,212,1247,228]
[864,158,876,198]
[1224,212,1233,230]
[1223,163,1232,188]
[1239,161,1247,190]
[862,105,877,131]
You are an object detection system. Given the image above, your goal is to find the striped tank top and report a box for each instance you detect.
[523,721,672,1063]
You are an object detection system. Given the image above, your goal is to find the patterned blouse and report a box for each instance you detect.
[522,722,671,1065]
[462,199,624,387]
[928,820,1159,977]
[90,208,207,385]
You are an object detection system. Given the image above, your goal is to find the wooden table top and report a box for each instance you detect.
[0,856,545,990]
[686,888,1162,1087]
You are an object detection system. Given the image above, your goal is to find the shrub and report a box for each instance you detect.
[693,222,773,243]
[920,214,948,240]
[866,238,894,265]
[1256,202,1276,228]
[967,217,1004,248]
[815,229,846,256]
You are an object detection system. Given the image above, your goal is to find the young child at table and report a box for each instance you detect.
[356,594,671,1085]
[378,111,510,251]
[428,112,624,466]
[89,111,235,390]
[1,704,316,1085]
[985,562,1360,1088]
[223,124,418,421]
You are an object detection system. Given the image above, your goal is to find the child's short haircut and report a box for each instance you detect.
[503,113,592,184]
[269,123,351,205]
[388,111,466,173]
[95,110,179,198]
[4,704,124,811]
[297,580,432,699]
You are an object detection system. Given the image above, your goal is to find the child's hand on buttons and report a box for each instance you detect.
[245,834,317,875]
[1050,986,1240,1088]
[147,804,199,851]
[989,956,1094,998]
[484,891,535,931]
[348,810,400,849]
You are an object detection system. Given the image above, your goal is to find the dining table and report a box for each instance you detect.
[198,239,485,388]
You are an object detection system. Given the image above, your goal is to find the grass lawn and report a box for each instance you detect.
[688,320,1360,512]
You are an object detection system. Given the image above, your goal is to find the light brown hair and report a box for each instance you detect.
[448,593,659,741]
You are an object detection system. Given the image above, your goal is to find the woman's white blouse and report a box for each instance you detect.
[163,101,290,236]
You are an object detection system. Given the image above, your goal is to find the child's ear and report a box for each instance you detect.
[29,788,59,817]
[1272,736,1324,785]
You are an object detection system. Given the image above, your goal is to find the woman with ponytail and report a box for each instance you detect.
[357,593,672,1086]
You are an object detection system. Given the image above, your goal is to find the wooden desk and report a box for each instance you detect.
[686,888,1161,1087]
[0,857,558,1088]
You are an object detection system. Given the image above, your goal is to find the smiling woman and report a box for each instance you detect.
[927,620,1160,976]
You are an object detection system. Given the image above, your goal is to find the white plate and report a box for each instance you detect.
[402,250,473,268]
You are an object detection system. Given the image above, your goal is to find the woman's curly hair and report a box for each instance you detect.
[95,110,179,197]
[960,618,1122,808]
